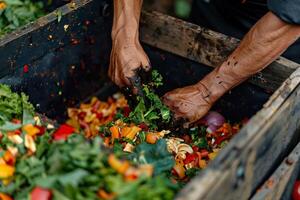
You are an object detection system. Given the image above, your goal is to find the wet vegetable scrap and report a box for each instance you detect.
[0,71,244,199]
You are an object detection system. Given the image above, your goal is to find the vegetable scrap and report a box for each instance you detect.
[0,0,45,37]
[0,71,244,199]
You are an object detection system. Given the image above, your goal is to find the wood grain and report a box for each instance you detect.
[140,11,300,92]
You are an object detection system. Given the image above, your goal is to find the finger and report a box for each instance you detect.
[114,58,125,88]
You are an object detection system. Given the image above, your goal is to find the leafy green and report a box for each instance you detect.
[128,139,174,175]
[0,0,45,37]
[129,70,170,129]
[0,84,34,130]
[190,127,209,149]
[0,133,177,200]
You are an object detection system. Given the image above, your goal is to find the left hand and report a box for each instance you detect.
[162,83,213,124]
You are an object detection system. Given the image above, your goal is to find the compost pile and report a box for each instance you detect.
[0,71,243,200]
[0,0,45,37]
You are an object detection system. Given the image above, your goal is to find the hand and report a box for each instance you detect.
[109,32,151,87]
[109,0,150,88]
[163,82,213,124]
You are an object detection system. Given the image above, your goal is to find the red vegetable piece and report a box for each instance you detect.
[293,181,300,200]
[23,64,29,73]
[78,112,87,120]
[14,129,22,135]
[184,153,198,165]
[123,106,131,117]
[11,119,21,124]
[96,112,103,119]
[52,124,75,141]
[92,101,101,113]
[192,146,199,152]
[200,150,209,158]
[31,187,52,200]
[36,126,46,135]
[138,123,149,131]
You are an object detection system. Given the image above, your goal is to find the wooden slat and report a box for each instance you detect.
[140,11,300,92]
[251,143,300,200]
[176,67,300,200]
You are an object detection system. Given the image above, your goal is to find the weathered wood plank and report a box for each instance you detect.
[140,11,300,92]
[176,67,300,200]
[251,143,300,200]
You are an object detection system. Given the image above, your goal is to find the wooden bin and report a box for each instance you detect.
[0,0,300,199]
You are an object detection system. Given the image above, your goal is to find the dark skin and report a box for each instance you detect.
[109,0,300,125]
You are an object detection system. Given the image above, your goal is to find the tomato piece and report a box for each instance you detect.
[293,181,300,200]
[31,187,52,200]
[52,124,75,141]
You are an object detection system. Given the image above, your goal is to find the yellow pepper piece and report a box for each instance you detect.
[0,164,15,179]
[199,160,207,169]
[108,154,130,174]
[208,152,218,160]
[24,134,36,153]
[124,126,141,140]
[23,124,40,136]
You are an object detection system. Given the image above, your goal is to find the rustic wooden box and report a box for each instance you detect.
[0,0,300,199]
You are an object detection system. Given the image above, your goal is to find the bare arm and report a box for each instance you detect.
[109,0,150,87]
[202,12,300,100]
[163,12,300,124]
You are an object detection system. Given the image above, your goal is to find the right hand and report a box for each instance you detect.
[109,29,151,88]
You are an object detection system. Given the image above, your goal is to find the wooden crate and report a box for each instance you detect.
[0,0,300,199]
[251,142,300,200]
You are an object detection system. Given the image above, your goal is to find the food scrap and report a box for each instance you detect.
[0,71,243,199]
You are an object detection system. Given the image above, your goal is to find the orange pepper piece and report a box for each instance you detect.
[145,133,159,144]
[109,126,120,142]
[0,193,13,200]
[23,124,40,136]
[3,151,15,166]
[98,189,115,200]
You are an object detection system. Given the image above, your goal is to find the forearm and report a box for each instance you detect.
[201,12,300,99]
[112,0,143,42]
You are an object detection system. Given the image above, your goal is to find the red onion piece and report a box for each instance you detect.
[203,111,225,129]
